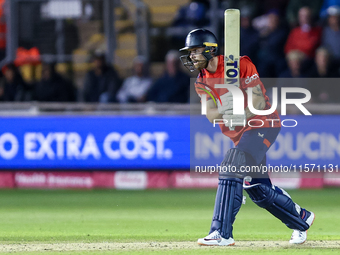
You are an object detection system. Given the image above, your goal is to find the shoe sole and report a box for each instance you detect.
[197,242,235,246]
[290,212,316,245]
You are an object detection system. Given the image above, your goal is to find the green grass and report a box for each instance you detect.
[0,249,339,255]
[0,188,339,254]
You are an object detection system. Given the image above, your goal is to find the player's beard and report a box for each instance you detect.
[193,60,208,71]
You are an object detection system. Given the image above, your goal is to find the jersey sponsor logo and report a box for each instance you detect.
[245,73,259,84]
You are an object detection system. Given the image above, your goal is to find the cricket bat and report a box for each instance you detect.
[224,9,240,87]
[224,9,241,130]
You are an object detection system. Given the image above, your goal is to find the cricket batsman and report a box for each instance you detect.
[179,28,315,246]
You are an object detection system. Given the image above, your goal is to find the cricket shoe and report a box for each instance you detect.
[197,230,235,246]
[289,210,315,244]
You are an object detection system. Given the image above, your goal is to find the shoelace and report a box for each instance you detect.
[291,230,303,239]
[206,230,221,240]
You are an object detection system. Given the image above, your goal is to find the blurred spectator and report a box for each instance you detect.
[34,62,76,102]
[117,56,152,103]
[240,10,259,65]
[286,0,323,27]
[307,47,340,102]
[170,0,209,51]
[258,0,290,15]
[172,0,209,27]
[280,50,307,77]
[146,50,190,103]
[0,63,29,101]
[278,50,310,99]
[321,6,340,61]
[256,9,288,77]
[221,0,261,18]
[308,47,339,77]
[83,53,121,103]
[285,7,322,59]
[0,0,6,61]
[320,0,340,18]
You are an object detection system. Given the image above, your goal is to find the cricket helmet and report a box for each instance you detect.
[179,28,219,72]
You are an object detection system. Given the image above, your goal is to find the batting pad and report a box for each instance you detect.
[244,183,310,231]
[210,178,243,239]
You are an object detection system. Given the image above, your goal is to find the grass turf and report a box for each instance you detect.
[0,188,339,254]
[0,249,339,255]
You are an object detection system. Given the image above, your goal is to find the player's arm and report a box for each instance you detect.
[206,99,223,123]
[245,84,266,119]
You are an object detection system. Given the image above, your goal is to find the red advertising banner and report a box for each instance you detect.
[0,170,337,190]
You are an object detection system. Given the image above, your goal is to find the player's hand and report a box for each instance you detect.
[223,111,246,130]
[217,92,233,114]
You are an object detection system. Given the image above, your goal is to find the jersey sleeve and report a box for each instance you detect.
[240,56,261,89]
[194,73,212,100]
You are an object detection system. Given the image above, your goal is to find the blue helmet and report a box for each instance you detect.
[179,28,219,71]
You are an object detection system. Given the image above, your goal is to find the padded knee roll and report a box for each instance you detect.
[219,148,247,179]
[210,178,243,239]
[244,183,309,231]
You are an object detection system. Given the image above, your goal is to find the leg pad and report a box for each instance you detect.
[210,178,243,238]
[244,183,309,231]
[219,148,247,179]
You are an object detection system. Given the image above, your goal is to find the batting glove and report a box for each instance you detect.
[223,111,246,130]
[217,92,233,114]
